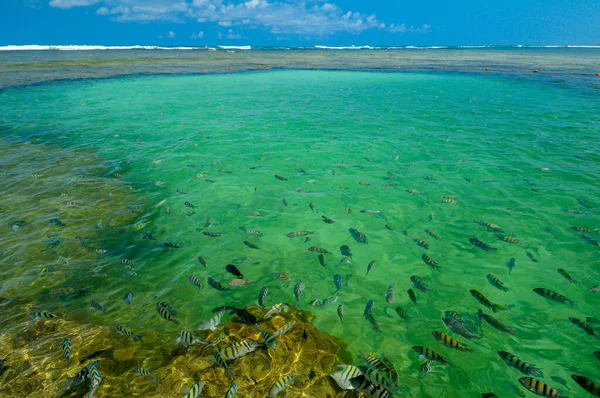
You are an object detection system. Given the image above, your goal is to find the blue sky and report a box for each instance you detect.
[1,0,599,46]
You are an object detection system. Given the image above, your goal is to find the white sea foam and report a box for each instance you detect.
[0,45,202,51]
[217,45,251,50]
[314,45,373,50]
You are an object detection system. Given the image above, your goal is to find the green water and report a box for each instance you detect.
[0,70,599,397]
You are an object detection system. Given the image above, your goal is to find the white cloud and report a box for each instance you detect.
[191,31,205,39]
[49,0,100,8]
[168,30,176,38]
[226,29,242,39]
[49,0,429,36]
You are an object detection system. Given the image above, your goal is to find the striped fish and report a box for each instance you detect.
[61,338,71,361]
[571,375,600,396]
[272,321,296,338]
[329,364,363,390]
[258,286,268,308]
[477,310,515,335]
[411,276,428,293]
[156,304,181,326]
[486,274,509,292]
[274,174,287,181]
[337,304,344,323]
[225,382,238,398]
[432,331,473,352]
[197,310,225,332]
[363,300,374,317]
[90,300,106,314]
[533,288,576,306]
[557,269,575,283]
[498,351,543,377]
[134,365,159,383]
[207,277,228,291]
[421,254,441,271]
[213,348,235,379]
[176,330,208,347]
[385,281,395,304]
[412,346,450,365]
[358,366,394,390]
[469,237,497,251]
[197,256,207,267]
[189,275,203,289]
[321,215,335,224]
[420,360,434,378]
[86,360,103,398]
[414,239,429,249]
[318,254,326,267]
[30,311,57,320]
[308,246,330,253]
[519,377,567,398]
[268,374,303,397]
[497,235,520,244]
[293,282,305,303]
[477,220,501,231]
[395,307,409,319]
[221,340,260,360]
[442,316,480,340]
[360,353,399,386]
[569,317,596,336]
[116,324,142,341]
[366,260,376,275]
[470,290,512,312]
[407,288,417,304]
[264,303,289,319]
[287,231,312,237]
[334,274,343,292]
[182,381,205,398]
[526,250,539,263]
[425,229,441,240]
[202,231,226,237]
[256,325,276,348]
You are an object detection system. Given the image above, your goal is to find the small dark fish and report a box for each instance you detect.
[569,317,595,336]
[487,274,508,291]
[533,288,576,306]
[50,218,66,227]
[309,202,315,212]
[366,260,376,275]
[202,231,226,237]
[432,331,473,352]
[340,245,352,257]
[244,240,260,249]
[477,310,515,335]
[507,257,516,273]
[156,303,181,326]
[62,338,72,361]
[526,250,539,263]
[422,254,441,271]
[571,375,599,396]
[215,306,257,325]
[116,324,142,341]
[184,201,196,209]
[287,231,312,238]
[123,291,133,304]
[498,235,520,244]
[519,377,567,398]
[482,394,498,398]
[198,256,207,267]
[470,290,512,312]
[258,286,268,308]
[557,269,575,283]
[425,229,441,240]
[395,307,408,319]
[322,215,335,224]
[91,300,106,314]
[345,206,353,214]
[385,224,394,230]
[349,228,368,243]
[308,246,330,254]
[412,346,449,365]
[225,264,244,279]
[318,254,326,267]
[407,288,417,304]
[498,351,543,377]
[142,232,157,240]
[274,175,288,181]
[208,277,228,291]
[176,189,187,195]
[334,274,343,292]
[469,237,497,251]
[282,198,289,207]
[414,239,429,250]
[189,274,203,289]
[337,304,344,323]
[411,276,428,292]
[160,242,181,248]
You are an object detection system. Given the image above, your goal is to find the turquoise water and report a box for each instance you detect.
[0,68,599,397]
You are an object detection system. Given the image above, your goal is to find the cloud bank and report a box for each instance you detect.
[49,0,430,36]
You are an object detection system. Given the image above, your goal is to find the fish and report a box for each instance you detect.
[595,351,600,361]
[338,255,352,266]
[309,202,315,211]
[498,351,544,377]
[268,374,303,397]
[227,279,251,287]
[526,251,539,263]
[432,331,473,352]
[358,181,371,186]
[395,307,409,319]
[340,245,352,257]
[184,201,196,209]
[264,303,289,319]
[407,288,417,304]
[50,218,66,227]
[321,215,335,224]
[337,305,344,323]
[86,360,103,398]
[507,257,516,273]
[197,309,225,331]
[116,324,142,341]
[570,226,597,233]
[142,232,157,240]
[256,325,276,348]
[571,375,600,396]
[334,274,343,292]
[275,271,291,282]
[221,340,261,360]
[519,377,567,398]
[287,231,312,237]
[197,256,207,267]
[176,189,187,195]
[470,290,512,312]
[156,303,181,326]
[420,360,434,378]
[477,310,515,335]
[442,316,480,340]
[411,276,428,293]
[580,234,600,247]
[241,228,263,236]
[366,260,376,275]
[202,231,226,237]
[590,285,600,293]
[487,274,508,291]
[385,224,394,230]
[425,229,441,240]
[422,254,441,271]
[330,364,363,390]
[225,264,244,279]
[345,206,353,214]
[308,246,330,253]
[385,281,395,304]
[482,393,498,397]
[176,330,209,347]
[213,349,235,379]
[293,282,305,302]
[414,239,429,249]
[406,188,422,194]
[225,382,238,398]
[134,365,159,384]
[274,175,288,181]
[441,198,457,203]
[361,209,382,214]
[160,242,181,249]
[412,346,450,365]
[359,353,398,386]
[363,300,374,317]
[477,220,502,231]
[557,269,575,283]
[208,277,228,291]
[189,274,203,289]
[50,286,91,297]
[349,228,368,243]
[123,292,133,304]
[182,381,205,398]
[497,234,521,244]
[587,317,600,325]
[243,240,260,249]
[258,287,268,308]
[248,210,263,217]
[469,237,497,251]
[569,317,596,336]
[90,300,106,314]
[428,213,435,221]
[310,296,338,307]
[62,338,72,361]
[533,288,576,306]
[318,254,326,267]
[272,320,296,338]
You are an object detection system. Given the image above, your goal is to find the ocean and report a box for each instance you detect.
[0,46,599,397]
